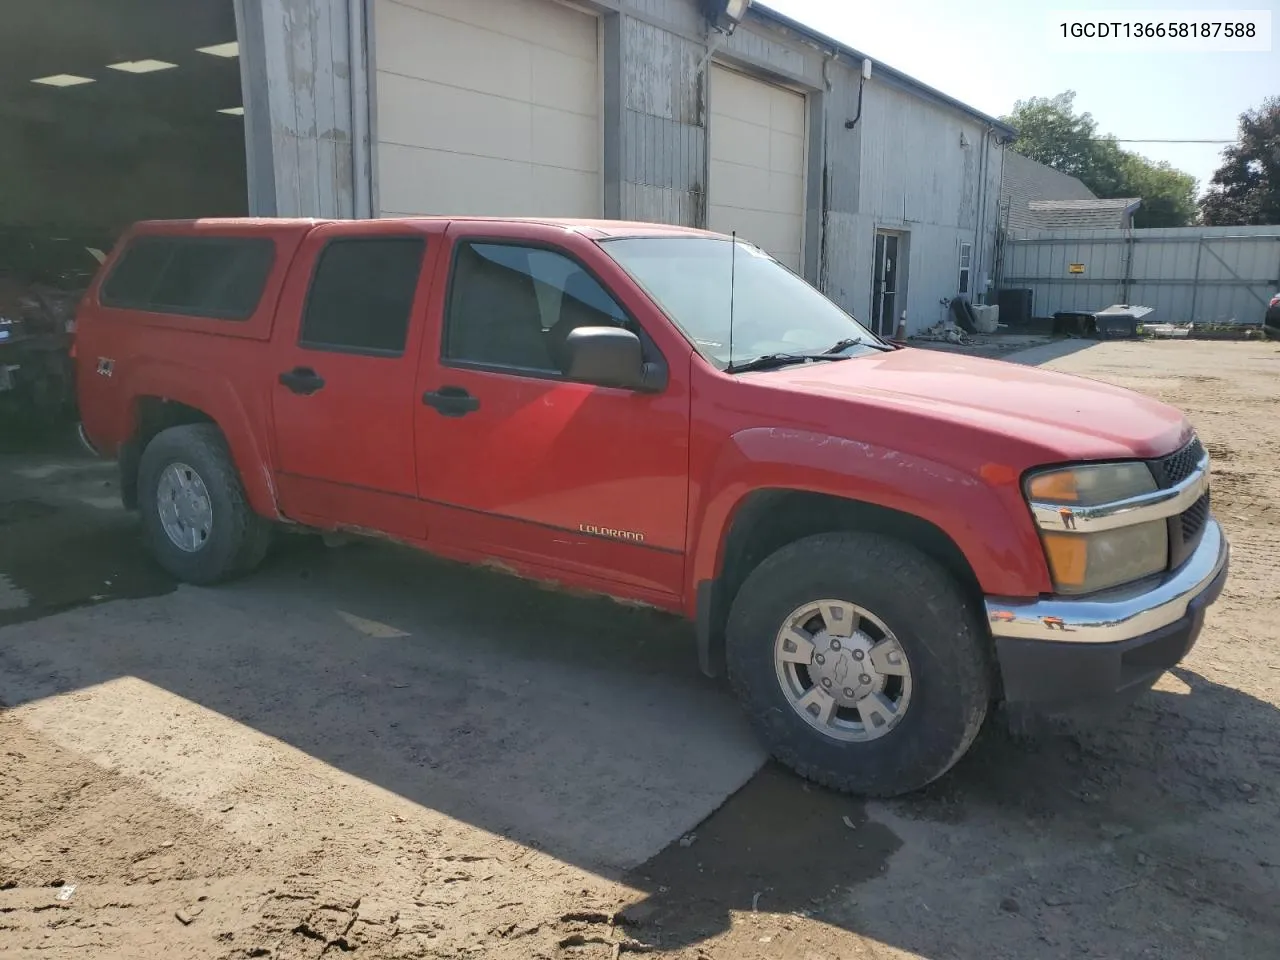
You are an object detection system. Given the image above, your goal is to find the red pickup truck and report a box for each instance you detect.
[74,217,1229,797]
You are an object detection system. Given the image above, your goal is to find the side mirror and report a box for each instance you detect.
[563,327,666,392]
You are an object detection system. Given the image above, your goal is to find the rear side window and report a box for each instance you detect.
[101,236,275,320]
[299,237,426,355]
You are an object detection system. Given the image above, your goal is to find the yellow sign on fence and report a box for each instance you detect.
[1068,263,1086,275]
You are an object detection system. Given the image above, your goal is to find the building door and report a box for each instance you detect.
[708,64,807,272]
[872,230,903,337]
[372,0,602,218]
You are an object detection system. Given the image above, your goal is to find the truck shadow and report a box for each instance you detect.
[616,669,1280,954]
[1,453,1278,957]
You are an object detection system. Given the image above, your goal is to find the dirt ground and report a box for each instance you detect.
[3,339,1280,960]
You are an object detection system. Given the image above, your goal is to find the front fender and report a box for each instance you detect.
[686,426,1052,613]
[118,358,280,519]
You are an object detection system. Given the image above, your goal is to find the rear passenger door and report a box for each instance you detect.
[270,221,442,539]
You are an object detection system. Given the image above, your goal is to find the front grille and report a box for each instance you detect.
[1181,492,1210,541]
[1168,491,1210,569]
[1150,436,1205,489]
[1149,435,1210,570]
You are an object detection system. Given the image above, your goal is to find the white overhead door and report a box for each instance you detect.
[374,0,600,218]
[708,65,807,272]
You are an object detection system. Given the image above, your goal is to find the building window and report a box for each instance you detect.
[958,242,973,296]
[444,242,632,375]
[300,237,425,355]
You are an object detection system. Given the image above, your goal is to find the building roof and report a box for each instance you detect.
[1021,198,1143,231]
[999,152,1140,231]
[1001,152,1097,206]
[750,4,1018,139]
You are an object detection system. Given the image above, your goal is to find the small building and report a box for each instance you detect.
[1000,152,1141,232]
[4,0,1017,336]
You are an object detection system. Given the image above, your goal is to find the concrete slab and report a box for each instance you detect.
[0,453,767,872]
[1002,338,1104,367]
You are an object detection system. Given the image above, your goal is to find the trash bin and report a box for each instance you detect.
[1052,311,1098,337]
[1093,304,1153,339]
[1052,305,1153,339]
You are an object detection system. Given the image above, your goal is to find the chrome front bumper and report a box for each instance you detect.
[985,518,1229,646]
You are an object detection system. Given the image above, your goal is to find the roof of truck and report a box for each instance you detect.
[129,216,728,242]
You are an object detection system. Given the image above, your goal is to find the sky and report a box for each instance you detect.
[763,0,1278,194]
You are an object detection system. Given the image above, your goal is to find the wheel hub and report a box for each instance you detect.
[773,599,914,743]
[156,462,214,553]
[806,630,884,706]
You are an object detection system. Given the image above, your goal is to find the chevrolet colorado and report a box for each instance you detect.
[74,217,1230,796]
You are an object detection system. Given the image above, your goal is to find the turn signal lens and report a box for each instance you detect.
[1027,471,1079,502]
[1041,533,1088,588]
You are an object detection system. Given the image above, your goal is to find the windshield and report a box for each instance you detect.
[601,237,880,370]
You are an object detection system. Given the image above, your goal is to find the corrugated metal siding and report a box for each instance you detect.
[624,0,702,34]
[255,0,355,217]
[845,79,1003,332]
[721,20,820,87]
[860,82,975,227]
[621,16,705,226]
[1003,226,1280,324]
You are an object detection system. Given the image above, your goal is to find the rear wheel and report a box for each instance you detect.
[137,424,271,584]
[726,531,990,797]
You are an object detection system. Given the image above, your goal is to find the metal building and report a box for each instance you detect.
[236,0,1014,335]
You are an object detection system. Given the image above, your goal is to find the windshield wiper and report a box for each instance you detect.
[825,336,894,354]
[727,353,851,374]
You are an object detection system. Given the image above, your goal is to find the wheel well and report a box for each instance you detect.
[119,397,216,509]
[697,489,984,676]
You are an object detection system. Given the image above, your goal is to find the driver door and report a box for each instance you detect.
[414,226,692,602]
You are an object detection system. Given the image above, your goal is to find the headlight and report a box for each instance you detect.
[1026,462,1168,595]
[1039,521,1168,594]
[1026,462,1156,504]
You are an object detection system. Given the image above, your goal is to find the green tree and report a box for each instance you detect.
[1003,93,1125,196]
[1200,96,1280,226]
[1002,92,1198,227]
[1121,155,1198,228]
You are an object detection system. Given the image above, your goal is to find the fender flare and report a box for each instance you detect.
[120,359,280,519]
[686,427,1049,674]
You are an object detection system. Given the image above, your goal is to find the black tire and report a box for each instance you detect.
[137,423,272,585]
[950,298,977,334]
[726,531,991,797]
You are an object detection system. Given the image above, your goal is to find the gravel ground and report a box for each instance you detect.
[3,339,1279,959]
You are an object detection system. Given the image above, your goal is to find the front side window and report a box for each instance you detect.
[602,237,879,370]
[958,241,973,296]
[444,242,632,374]
[101,236,275,320]
[300,237,425,355]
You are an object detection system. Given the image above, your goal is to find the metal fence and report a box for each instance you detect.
[999,225,1280,325]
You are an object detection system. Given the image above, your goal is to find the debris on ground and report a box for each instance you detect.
[911,320,972,345]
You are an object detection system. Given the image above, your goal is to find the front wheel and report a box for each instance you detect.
[726,531,991,797]
[137,424,272,585]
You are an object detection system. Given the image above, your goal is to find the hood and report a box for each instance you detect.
[759,347,1190,461]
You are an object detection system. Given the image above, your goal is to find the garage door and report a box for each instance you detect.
[373,0,600,218]
[708,65,807,272]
